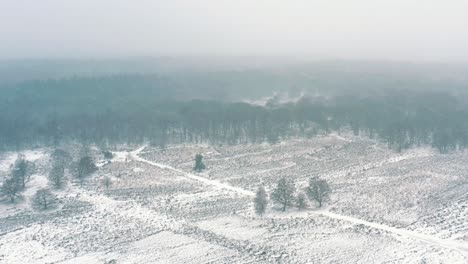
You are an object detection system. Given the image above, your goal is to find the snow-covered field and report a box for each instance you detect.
[0,135,467,263]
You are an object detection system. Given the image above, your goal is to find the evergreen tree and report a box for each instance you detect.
[12,154,28,189]
[193,154,206,172]
[254,186,268,216]
[305,177,331,208]
[103,151,113,160]
[76,156,97,183]
[271,177,295,211]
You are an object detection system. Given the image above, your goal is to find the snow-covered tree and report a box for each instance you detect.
[76,156,97,183]
[271,177,295,211]
[254,186,268,216]
[32,188,57,210]
[48,161,66,189]
[12,154,29,189]
[1,178,21,202]
[305,177,331,208]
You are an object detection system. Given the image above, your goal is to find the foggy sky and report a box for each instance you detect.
[1,0,468,62]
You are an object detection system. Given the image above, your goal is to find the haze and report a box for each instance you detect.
[1,0,468,62]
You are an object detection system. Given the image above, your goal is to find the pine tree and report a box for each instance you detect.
[76,156,97,183]
[12,155,28,189]
[305,177,331,208]
[271,177,295,211]
[254,186,268,216]
[193,154,206,172]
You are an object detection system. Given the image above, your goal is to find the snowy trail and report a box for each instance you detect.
[320,211,468,254]
[131,146,254,196]
[131,145,468,255]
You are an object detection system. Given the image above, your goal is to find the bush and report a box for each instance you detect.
[103,151,113,160]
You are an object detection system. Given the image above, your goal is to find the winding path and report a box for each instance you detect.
[131,145,468,255]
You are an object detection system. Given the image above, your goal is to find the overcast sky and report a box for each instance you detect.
[1,0,468,62]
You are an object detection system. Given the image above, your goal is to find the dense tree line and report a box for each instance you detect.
[1,80,468,153]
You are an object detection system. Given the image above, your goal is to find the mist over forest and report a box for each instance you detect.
[1,58,468,153]
[2,1,468,262]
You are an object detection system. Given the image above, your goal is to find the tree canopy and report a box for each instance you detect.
[1,74,467,154]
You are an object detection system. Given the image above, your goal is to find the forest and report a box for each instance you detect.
[1,72,466,153]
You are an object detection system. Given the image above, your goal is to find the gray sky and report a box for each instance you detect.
[1,0,468,62]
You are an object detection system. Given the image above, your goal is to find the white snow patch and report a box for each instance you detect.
[132,167,144,173]
[0,150,46,172]
[197,216,267,241]
[0,227,70,264]
[58,231,242,264]
[22,150,46,162]
[111,151,132,163]
[0,153,17,172]
[132,146,254,196]
[132,145,468,256]
[23,175,49,199]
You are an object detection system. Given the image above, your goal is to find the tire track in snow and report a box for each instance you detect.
[131,145,468,255]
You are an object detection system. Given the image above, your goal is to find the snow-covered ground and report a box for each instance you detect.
[1,136,467,263]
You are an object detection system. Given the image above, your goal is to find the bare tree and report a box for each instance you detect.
[254,185,268,216]
[32,188,57,210]
[1,178,21,202]
[271,177,295,211]
[305,177,331,208]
